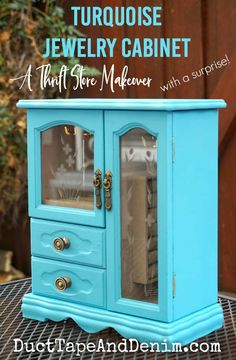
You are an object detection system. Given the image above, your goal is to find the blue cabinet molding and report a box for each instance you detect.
[17,99,226,346]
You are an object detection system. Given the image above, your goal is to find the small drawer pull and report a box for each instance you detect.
[55,277,71,291]
[53,237,70,251]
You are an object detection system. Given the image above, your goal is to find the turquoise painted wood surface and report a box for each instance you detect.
[22,293,223,347]
[17,99,226,345]
[32,257,106,308]
[17,98,226,111]
[31,218,106,268]
[172,110,219,320]
[27,109,105,227]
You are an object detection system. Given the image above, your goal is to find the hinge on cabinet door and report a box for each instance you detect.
[173,273,176,298]
[172,139,176,163]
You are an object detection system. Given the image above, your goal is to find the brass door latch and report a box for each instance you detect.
[93,169,102,209]
[103,171,112,211]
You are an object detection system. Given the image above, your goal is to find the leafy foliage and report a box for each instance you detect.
[0,0,98,224]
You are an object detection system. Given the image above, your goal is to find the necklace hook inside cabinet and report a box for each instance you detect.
[103,171,112,211]
[93,169,102,209]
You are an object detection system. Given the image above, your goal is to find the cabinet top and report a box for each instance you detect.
[17,98,226,111]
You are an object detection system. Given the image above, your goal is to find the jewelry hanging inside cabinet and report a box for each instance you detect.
[64,125,77,136]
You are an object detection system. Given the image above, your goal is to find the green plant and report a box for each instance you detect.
[0,0,99,225]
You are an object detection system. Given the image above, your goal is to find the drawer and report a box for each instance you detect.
[32,257,106,308]
[31,219,106,268]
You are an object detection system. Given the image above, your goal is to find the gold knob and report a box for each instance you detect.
[53,237,70,251]
[55,277,71,291]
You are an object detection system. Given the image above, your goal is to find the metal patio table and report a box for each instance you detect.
[0,279,236,359]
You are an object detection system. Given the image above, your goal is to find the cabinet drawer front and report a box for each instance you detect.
[32,257,106,308]
[31,219,106,268]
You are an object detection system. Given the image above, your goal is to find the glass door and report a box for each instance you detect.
[27,109,105,227]
[105,110,173,321]
[41,125,94,211]
[120,129,158,304]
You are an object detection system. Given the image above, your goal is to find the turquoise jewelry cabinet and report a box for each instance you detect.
[17,99,226,346]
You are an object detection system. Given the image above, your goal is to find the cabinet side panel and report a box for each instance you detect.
[173,110,219,320]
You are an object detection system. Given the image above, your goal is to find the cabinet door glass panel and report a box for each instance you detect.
[120,128,158,304]
[41,125,94,210]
